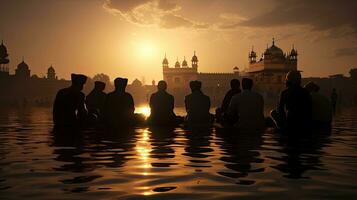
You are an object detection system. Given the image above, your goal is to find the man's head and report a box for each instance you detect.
[230,79,240,90]
[94,81,106,91]
[157,80,167,91]
[286,70,301,87]
[242,78,253,90]
[71,73,87,91]
[114,77,128,92]
[189,80,202,92]
[304,81,319,93]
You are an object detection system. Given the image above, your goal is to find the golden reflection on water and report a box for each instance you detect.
[136,105,151,118]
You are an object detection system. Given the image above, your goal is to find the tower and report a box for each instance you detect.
[47,65,56,80]
[249,46,257,63]
[289,45,298,61]
[191,51,198,70]
[0,40,10,75]
[162,53,169,68]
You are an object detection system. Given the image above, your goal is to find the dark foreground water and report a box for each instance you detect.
[0,108,356,199]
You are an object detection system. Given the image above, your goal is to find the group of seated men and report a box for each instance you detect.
[53,70,333,132]
[53,74,212,128]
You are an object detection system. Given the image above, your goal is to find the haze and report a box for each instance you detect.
[1,0,357,82]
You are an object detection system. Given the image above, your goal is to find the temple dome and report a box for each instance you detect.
[48,66,55,72]
[265,44,284,57]
[17,60,29,70]
[175,60,181,68]
[182,57,188,67]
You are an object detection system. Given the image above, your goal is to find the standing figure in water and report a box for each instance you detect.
[330,88,338,114]
[53,74,88,127]
[148,80,177,125]
[185,81,212,125]
[103,77,135,127]
[227,78,265,132]
[86,81,106,120]
[216,79,241,124]
[271,70,312,132]
[304,82,332,129]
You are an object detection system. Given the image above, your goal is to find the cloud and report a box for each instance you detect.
[103,0,208,29]
[335,47,357,57]
[239,0,357,37]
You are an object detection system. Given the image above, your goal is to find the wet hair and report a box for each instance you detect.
[242,78,253,90]
[114,77,128,91]
[189,80,202,91]
[157,80,167,91]
[230,79,240,90]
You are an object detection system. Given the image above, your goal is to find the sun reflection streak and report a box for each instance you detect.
[135,129,152,172]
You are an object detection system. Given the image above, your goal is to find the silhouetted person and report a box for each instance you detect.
[271,70,312,132]
[185,81,212,125]
[330,88,338,114]
[86,81,106,120]
[53,74,87,127]
[103,77,134,127]
[304,82,332,128]
[227,78,265,132]
[216,79,241,123]
[148,80,176,125]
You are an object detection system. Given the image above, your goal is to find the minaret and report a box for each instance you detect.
[0,40,10,74]
[191,51,198,70]
[249,46,257,63]
[162,53,169,68]
[289,44,298,61]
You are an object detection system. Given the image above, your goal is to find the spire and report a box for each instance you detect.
[1,40,3,45]
[194,51,196,56]
[252,45,254,51]
[22,56,24,62]
[272,37,275,46]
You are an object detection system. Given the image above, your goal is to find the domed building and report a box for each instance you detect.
[162,51,240,105]
[247,38,298,94]
[15,59,31,79]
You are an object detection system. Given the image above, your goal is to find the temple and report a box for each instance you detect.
[162,52,240,105]
[246,38,298,95]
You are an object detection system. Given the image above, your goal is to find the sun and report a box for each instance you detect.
[138,41,156,58]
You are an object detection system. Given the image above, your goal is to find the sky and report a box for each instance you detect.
[1,0,357,83]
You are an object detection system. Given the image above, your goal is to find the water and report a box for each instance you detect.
[0,107,357,199]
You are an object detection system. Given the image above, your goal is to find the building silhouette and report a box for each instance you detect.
[0,41,70,106]
[246,38,298,95]
[162,52,240,105]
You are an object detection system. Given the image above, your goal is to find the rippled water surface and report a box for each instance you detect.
[0,107,357,199]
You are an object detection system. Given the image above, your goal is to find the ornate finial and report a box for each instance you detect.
[164,52,167,58]
[22,56,24,62]
[184,56,186,60]
[194,51,196,56]
[292,44,295,49]
[272,37,275,45]
[252,45,254,51]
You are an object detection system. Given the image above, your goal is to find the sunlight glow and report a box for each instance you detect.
[138,41,156,59]
[136,106,151,118]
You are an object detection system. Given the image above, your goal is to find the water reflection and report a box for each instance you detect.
[216,128,264,184]
[268,132,331,179]
[0,107,356,199]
